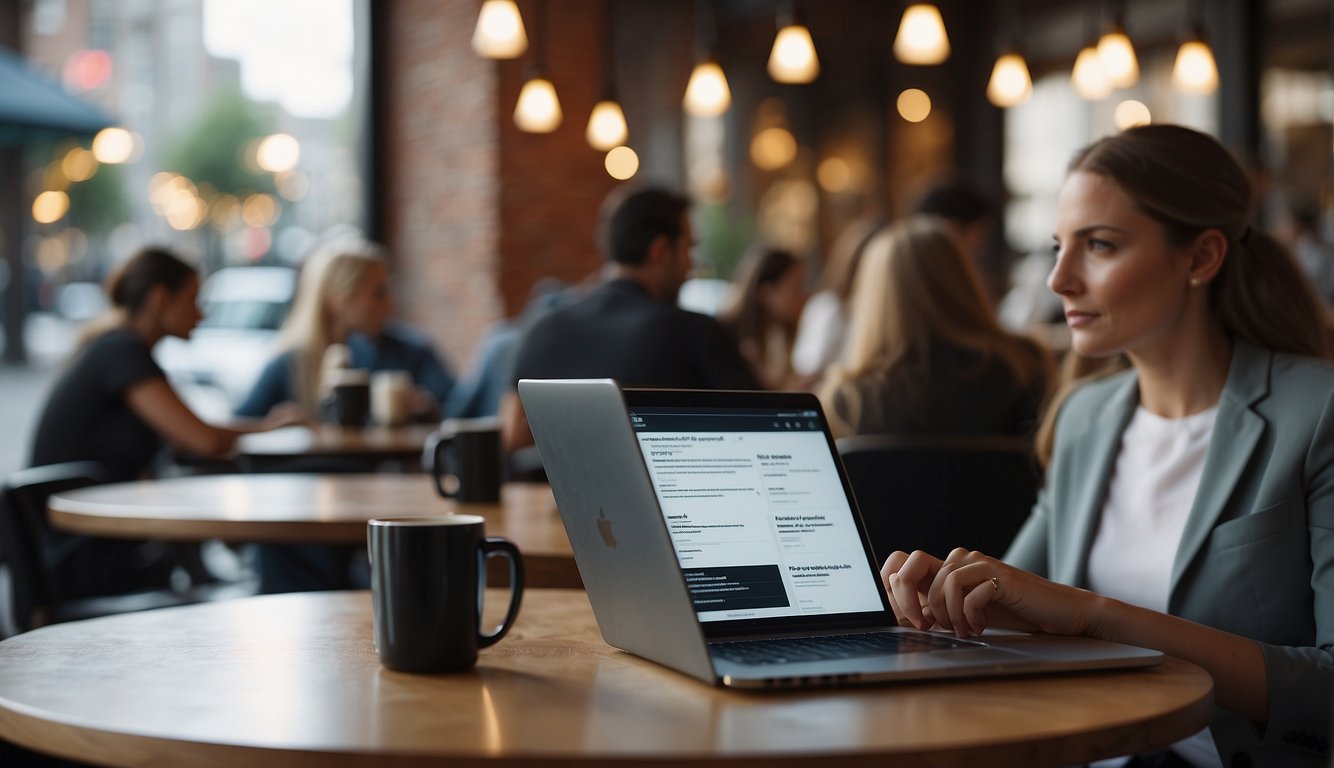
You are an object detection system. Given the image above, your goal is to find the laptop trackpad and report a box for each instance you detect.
[938,647,1038,666]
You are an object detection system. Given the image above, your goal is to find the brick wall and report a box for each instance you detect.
[380,0,617,373]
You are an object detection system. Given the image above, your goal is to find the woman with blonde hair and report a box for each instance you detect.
[236,239,452,422]
[882,124,1332,766]
[820,216,1051,438]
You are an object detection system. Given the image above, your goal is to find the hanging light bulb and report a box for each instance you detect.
[586,97,628,151]
[684,57,731,117]
[515,71,562,132]
[472,0,528,59]
[893,4,950,65]
[768,5,819,84]
[1071,45,1111,100]
[1096,21,1139,89]
[1172,31,1218,94]
[987,52,1032,108]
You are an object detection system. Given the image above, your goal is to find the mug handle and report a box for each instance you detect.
[431,435,457,498]
[477,537,524,649]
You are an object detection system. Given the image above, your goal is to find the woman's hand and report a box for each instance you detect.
[880,548,1108,639]
[406,387,441,421]
[261,401,309,430]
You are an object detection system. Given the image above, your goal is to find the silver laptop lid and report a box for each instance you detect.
[518,378,717,683]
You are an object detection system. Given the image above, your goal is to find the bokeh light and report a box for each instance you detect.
[256,133,301,173]
[818,157,852,193]
[61,147,98,182]
[92,127,135,164]
[242,193,280,227]
[750,127,798,171]
[604,146,640,180]
[32,191,70,224]
[897,88,932,123]
[1114,100,1152,130]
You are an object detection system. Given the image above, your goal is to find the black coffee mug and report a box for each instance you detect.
[368,515,524,674]
[326,368,371,427]
[430,418,502,503]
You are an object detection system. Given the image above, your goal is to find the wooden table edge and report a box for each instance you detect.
[0,653,1213,768]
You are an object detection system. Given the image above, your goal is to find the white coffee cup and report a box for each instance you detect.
[371,370,413,426]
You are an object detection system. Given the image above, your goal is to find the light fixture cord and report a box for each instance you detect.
[602,0,616,98]
[533,0,547,69]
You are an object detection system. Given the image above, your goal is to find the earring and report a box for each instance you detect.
[1189,277,1202,287]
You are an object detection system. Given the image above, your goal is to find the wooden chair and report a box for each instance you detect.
[836,434,1041,565]
[0,462,240,637]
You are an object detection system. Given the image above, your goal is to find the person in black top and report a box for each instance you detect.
[502,186,760,453]
[27,247,299,595]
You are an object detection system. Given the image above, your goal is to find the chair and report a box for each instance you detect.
[836,434,1041,565]
[0,462,236,637]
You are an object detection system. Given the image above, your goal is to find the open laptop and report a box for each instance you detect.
[518,379,1161,689]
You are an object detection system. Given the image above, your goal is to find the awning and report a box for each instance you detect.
[0,45,115,144]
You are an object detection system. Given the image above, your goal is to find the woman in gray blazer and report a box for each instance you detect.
[881,125,1331,768]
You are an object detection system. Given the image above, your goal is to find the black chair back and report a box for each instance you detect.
[836,434,1040,565]
[1,461,108,634]
[0,462,234,637]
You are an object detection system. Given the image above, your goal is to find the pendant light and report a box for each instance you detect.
[988,53,1032,108]
[1096,4,1138,89]
[1171,1,1218,95]
[768,2,819,84]
[684,0,731,117]
[514,0,562,132]
[893,4,950,65]
[986,3,1030,108]
[1071,3,1110,100]
[472,0,528,59]
[586,0,628,150]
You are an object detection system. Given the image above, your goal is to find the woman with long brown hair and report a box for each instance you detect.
[881,125,1332,766]
[718,246,809,390]
[28,247,299,597]
[819,216,1051,438]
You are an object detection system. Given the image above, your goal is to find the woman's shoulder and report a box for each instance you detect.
[1061,364,1136,415]
[1264,348,1334,412]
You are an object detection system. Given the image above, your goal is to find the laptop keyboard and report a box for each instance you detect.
[711,631,979,665]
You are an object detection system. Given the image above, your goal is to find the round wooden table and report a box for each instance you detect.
[233,423,440,471]
[48,476,579,588]
[0,590,1214,768]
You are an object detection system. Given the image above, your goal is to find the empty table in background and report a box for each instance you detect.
[47,475,579,587]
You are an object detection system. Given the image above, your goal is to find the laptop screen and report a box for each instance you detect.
[627,398,886,624]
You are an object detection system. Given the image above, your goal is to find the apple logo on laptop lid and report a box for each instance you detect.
[597,508,618,547]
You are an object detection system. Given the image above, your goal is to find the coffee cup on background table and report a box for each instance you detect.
[430,417,502,503]
[371,370,413,427]
[324,367,371,427]
[368,515,524,673]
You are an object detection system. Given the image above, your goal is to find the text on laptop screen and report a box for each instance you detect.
[630,406,884,623]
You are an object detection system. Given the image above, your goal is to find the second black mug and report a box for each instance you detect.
[430,417,503,503]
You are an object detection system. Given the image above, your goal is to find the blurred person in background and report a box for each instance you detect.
[717,246,810,390]
[914,176,1004,303]
[448,277,577,419]
[235,239,455,423]
[1286,206,1334,306]
[502,185,760,455]
[819,216,1051,439]
[27,246,300,597]
[234,239,458,594]
[791,215,882,380]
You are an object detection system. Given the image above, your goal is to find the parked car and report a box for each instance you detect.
[155,266,297,420]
